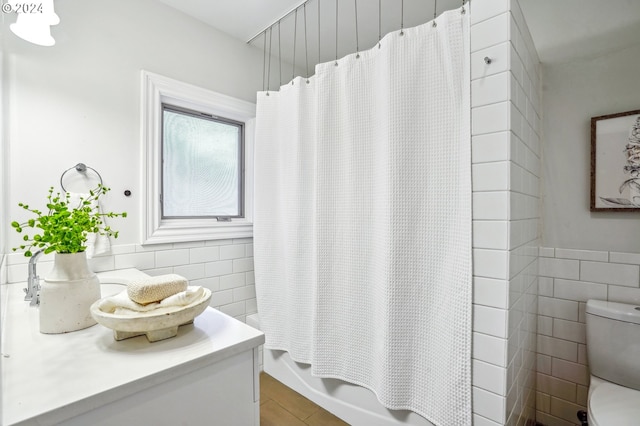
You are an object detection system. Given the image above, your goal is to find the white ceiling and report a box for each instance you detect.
[156,0,640,66]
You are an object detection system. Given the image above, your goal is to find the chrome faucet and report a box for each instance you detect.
[24,249,44,306]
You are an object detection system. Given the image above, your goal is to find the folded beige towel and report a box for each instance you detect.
[127,274,188,305]
[98,286,205,316]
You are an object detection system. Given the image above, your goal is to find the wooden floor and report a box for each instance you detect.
[260,372,349,426]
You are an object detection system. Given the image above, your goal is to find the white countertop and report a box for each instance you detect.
[1,279,264,426]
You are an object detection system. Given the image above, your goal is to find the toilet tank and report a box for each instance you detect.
[586,300,640,391]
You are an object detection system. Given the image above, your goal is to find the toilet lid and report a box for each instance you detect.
[589,382,640,426]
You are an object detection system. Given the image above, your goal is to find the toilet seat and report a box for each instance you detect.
[588,382,640,426]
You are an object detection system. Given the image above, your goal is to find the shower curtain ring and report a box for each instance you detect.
[433,0,438,27]
[399,0,404,35]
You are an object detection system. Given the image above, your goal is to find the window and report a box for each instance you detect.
[142,71,255,244]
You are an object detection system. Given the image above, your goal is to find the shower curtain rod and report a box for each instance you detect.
[247,0,468,45]
[247,0,310,44]
[254,0,467,91]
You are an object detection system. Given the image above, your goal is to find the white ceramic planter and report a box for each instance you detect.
[39,252,101,334]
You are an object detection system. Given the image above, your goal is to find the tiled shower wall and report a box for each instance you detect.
[471,0,540,424]
[536,247,640,426]
[3,239,257,322]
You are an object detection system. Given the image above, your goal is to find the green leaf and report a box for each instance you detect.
[11,185,128,257]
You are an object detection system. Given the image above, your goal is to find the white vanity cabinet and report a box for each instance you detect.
[1,282,264,426]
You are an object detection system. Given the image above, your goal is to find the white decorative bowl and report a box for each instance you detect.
[90,288,212,342]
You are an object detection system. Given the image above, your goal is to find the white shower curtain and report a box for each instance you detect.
[255,8,471,426]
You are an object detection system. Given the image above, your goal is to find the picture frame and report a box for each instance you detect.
[590,109,640,211]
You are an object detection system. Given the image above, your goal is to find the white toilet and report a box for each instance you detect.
[585,300,640,425]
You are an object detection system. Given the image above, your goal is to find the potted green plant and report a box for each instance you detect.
[12,185,126,256]
[12,185,127,334]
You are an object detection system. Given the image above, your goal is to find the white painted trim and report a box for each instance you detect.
[141,71,256,245]
[0,48,6,258]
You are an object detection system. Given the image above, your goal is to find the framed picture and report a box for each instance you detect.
[591,109,640,211]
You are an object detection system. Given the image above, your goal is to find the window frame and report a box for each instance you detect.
[160,103,245,220]
[141,71,255,244]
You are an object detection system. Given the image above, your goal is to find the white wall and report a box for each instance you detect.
[536,42,640,426]
[541,43,640,252]
[2,0,266,251]
[1,0,263,322]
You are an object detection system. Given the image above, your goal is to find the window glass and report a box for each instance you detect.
[162,105,243,218]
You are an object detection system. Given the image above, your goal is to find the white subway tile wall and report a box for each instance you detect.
[3,238,257,323]
[537,247,640,425]
[472,0,541,425]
